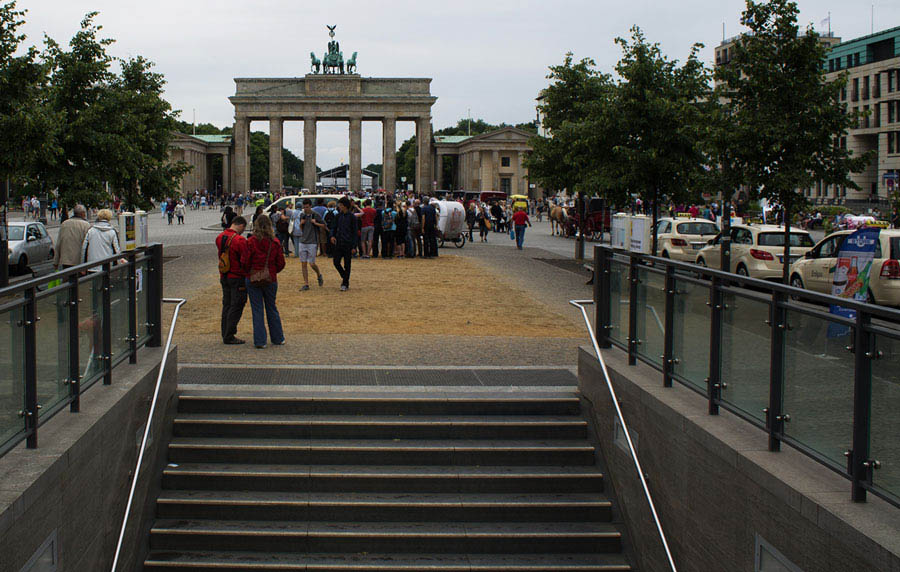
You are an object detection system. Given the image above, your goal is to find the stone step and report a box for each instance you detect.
[155,491,613,522]
[161,464,606,494]
[176,393,582,416]
[144,550,634,571]
[172,413,589,440]
[166,438,597,466]
[148,521,624,555]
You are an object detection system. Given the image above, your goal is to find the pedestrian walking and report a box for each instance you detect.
[394,203,408,258]
[408,201,422,257]
[291,198,326,291]
[54,204,92,269]
[273,206,291,256]
[81,209,122,270]
[511,206,531,250]
[175,201,185,224]
[421,199,439,258]
[244,216,286,349]
[466,202,476,241]
[380,201,396,259]
[216,215,249,345]
[477,204,490,242]
[360,199,376,258]
[329,196,359,291]
[221,206,236,229]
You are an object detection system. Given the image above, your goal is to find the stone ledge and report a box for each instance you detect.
[578,345,900,572]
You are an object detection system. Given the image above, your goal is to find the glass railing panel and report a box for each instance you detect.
[720,292,771,423]
[0,304,25,449]
[35,285,70,416]
[609,257,630,347]
[635,267,665,367]
[782,309,854,468]
[870,332,900,499]
[79,273,105,389]
[109,266,131,364]
[672,277,711,392]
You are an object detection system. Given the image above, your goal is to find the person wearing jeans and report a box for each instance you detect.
[511,206,531,250]
[329,197,359,291]
[243,216,286,348]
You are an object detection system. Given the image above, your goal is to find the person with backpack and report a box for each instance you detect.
[380,201,396,259]
[221,206,235,229]
[323,201,339,258]
[243,216,286,348]
[273,206,291,256]
[329,196,359,291]
[216,215,249,345]
[407,200,422,258]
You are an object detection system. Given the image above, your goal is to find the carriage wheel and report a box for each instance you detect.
[454,234,466,248]
[438,237,445,248]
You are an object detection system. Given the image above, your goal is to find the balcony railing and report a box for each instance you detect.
[0,244,163,457]
[592,245,900,508]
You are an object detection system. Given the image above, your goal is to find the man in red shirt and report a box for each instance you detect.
[359,199,377,259]
[216,216,249,344]
[511,207,532,250]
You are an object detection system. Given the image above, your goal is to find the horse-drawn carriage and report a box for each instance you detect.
[561,197,611,241]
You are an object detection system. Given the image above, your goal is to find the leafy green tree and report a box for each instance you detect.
[104,56,189,210]
[717,0,871,282]
[607,27,711,255]
[396,136,417,188]
[41,12,117,207]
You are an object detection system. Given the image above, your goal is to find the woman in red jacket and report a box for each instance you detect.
[243,215,286,348]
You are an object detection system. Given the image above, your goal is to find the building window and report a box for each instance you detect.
[501,156,511,168]
[841,137,847,149]
[863,76,870,100]
[889,70,896,93]
[841,86,846,101]
[890,101,896,124]
[874,73,881,98]
[829,59,835,72]
[847,55,853,68]
[500,177,511,194]
[875,103,881,128]
[854,53,861,66]
[864,105,870,128]
[852,78,859,101]
[890,132,896,155]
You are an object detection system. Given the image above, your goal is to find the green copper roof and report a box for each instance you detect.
[191,134,232,143]
[434,135,471,144]
[827,26,900,66]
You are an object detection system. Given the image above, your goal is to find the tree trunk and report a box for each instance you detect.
[651,188,659,257]
[782,194,792,285]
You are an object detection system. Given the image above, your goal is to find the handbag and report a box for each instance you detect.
[509,226,516,240]
[249,240,274,288]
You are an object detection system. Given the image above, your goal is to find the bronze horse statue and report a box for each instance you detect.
[310,52,321,74]
[346,52,358,74]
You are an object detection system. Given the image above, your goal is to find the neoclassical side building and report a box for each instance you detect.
[168,133,233,195]
[433,127,539,198]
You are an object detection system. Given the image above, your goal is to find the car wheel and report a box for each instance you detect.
[696,258,706,267]
[736,264,749,277]
[790,275,804,290]
[661,251,670,259]
[438,238,445,248]
[16,254,27,276]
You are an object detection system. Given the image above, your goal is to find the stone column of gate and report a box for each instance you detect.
[233,118,250,195]
[382,116,397,192]
[349,117,362,193]
[269,117,284,195]
[415,116,433,193]
[222,153,231,196]
[492,150,500,193]
[303,117,317,192]
[435,152,445,190]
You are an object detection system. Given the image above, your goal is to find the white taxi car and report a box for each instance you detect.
[655,216,720,262]
[695,224,815,280]
[789,228,900,307]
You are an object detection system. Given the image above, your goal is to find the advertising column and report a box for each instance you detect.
[828,226,881,337]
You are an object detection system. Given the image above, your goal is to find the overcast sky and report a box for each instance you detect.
[17,0,900,171]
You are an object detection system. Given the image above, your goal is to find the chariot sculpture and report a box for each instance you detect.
[309,25,357,75]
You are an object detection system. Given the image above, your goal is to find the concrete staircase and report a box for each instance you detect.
[143,389,633,571]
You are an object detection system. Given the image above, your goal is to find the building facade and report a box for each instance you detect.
[823,26,900,206]
[168,133,232,196]
[433,127,539,198]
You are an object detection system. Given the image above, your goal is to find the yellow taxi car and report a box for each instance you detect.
[655,216,720,262]
[695,224,815,280]
[788,228,900,306]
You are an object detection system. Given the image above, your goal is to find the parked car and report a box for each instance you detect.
[655,216,719,262]
[8,221,54,275]
[789,229,900,306]
[695,224,815,280]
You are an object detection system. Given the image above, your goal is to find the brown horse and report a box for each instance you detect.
[549,206,568,236]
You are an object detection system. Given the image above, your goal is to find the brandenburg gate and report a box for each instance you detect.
[228,28,436,194]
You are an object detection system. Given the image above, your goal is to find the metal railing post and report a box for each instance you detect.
[707,276,723,415]
[147,245,163,347]
[596,246,612,349]
[68,274,80,413]
[128,254,137,364]
[102,262,112,385]
[850,310,874,502]
[767,291,787,452]
[663,265,675,388]
[23,287,38,447]
[627,254,638,365]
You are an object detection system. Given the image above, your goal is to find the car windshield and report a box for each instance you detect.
[7,227,24,241]
[757,232,814,247]
[676,222,718,236]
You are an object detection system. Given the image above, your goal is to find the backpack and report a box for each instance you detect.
[275,215,289,235]
[382,209,394,232]
[324,209,336,230]
[218,233,234,275]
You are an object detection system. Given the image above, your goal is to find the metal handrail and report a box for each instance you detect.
[570,298,678,572]
[111,297,186,572]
